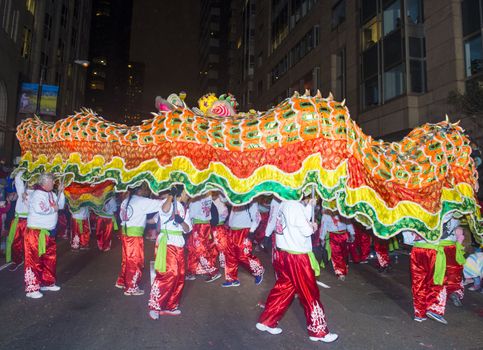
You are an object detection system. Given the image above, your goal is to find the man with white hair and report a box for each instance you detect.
[24,173,65,299]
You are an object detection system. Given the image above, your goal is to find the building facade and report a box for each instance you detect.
[85,0,132,121]
[0,0,91,162]
[248,0,482,147]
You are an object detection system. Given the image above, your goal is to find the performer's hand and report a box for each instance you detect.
[310,222,318,233]
[248,231,255,241]
[174,214,184,224]
[53,203,59,212]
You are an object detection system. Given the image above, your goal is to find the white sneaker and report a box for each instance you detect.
[256,322,282,335]
[124,288,144,296]
[309,333,339,343]
[148,310,159,320]
[40,285,61,292]
[26,291,43,299]
[159,309,181,316]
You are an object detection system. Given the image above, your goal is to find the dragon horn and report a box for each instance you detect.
[328,92,334,100]
[341,99,346,107]
[293,91,300,97]
[445,114,450,122]
[316,89,322,98]
[304,89,310,96]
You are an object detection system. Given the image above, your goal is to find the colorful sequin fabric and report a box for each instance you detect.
[16,93,482,241]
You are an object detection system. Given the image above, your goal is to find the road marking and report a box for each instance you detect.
[317,280,331,289]
[0,262,13,271]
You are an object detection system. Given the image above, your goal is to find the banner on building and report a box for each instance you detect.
[18,83,59,116]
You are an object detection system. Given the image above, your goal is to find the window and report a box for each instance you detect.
[43,13,52,40]
[462,0,481,36]
[20,26,32,58]
[363,77,379,107]
[362,19,380,50]
[361,0,378,23]
[409,37,426,93]
[335,49,346,99]
[464,35,483,77]
[406,0,423,24]
[382,0,401,36]
[26,0,36,15]
[383,29,403,69]
[332,0,346,29]
[384,64,404,100]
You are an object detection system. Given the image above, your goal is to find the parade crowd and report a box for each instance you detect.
[2,168,483,344]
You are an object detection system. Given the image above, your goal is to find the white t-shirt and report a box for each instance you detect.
[213,196,229,223]
[265,198,281,237]
[96,196,117,218]
[14,171,32,217]
[275,200,314,253]
[319,213,355,240]
[228,202,260,231]
[158,198,192,247]
[27,190,65,230]
[189,195,212,221]
[119,195,162,228]
[71,206,89,220]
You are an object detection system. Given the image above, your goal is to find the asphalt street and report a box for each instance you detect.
[0,237,482,350]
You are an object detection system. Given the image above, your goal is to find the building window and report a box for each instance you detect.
[361,0,378,24]
[26,0,36,15]
[335,48,346,99]
[20,26,32,58]
[382,0,401,36]
[61,4,68,27]
[462,0,481,37]
[383,64,404,100]
[43,13,52,40]
[464,35,483,77]
[362,18,380,50]
[363,76,379,107]
[332,0,346,29]
[406,0,423,24]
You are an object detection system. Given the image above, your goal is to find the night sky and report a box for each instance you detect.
[129,0,201,113]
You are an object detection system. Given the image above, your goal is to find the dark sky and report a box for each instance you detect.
[129,0,201,114]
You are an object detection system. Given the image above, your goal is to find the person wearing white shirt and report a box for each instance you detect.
[6,170,33,269]
[116,185,162,296]
[70,206,90,250]
[94,195,118,252]
[211,191,230,270]
[148,185,192,319]
[320,209,355,280]
[186,193,221,282]
[222,201,264,287]
[256,198,338,343]
[24,173,65,299]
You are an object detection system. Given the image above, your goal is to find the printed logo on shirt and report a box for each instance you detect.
[201,199,211,217]
[120,203,133,221]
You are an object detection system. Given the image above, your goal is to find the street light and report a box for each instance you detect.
[35,59,90,115]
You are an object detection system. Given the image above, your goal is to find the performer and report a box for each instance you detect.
[403,229,449,324]
[441,214,465,307]
[24,173,64,299]
[253,196,270,249]
[148,185,191,319]
[94,196,118,252]
[6,170,30,271]
[186,193,221,282]
[70,206,91,250]
[347,222,371,264]
[116,185,162,296]
[264,197,281,254]
[223,201,264,287]
[320,209,355,281]
[256,199,338,343]
[464,250,483,291]
[211,191,230,269]
[373,237,391,272]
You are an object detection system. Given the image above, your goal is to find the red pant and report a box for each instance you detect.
[8,217,27,264]
[254,212,269,245]
[95,216,115,251]
[116,235,144,292]
[410,247,447,318]
[258,250,330,338]
[186,223,218,275]
[443,245,464,300]
[329,231,349,276]
[57,210,69,239]
[348,230,371,263]
[148,245,185,311]
[71,218,90,249]
[374,237,390,268]
[212,224,230,269]
[24,229,57,292]
[225,228,264,281]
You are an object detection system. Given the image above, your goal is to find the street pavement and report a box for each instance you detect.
[0,237,482,350]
